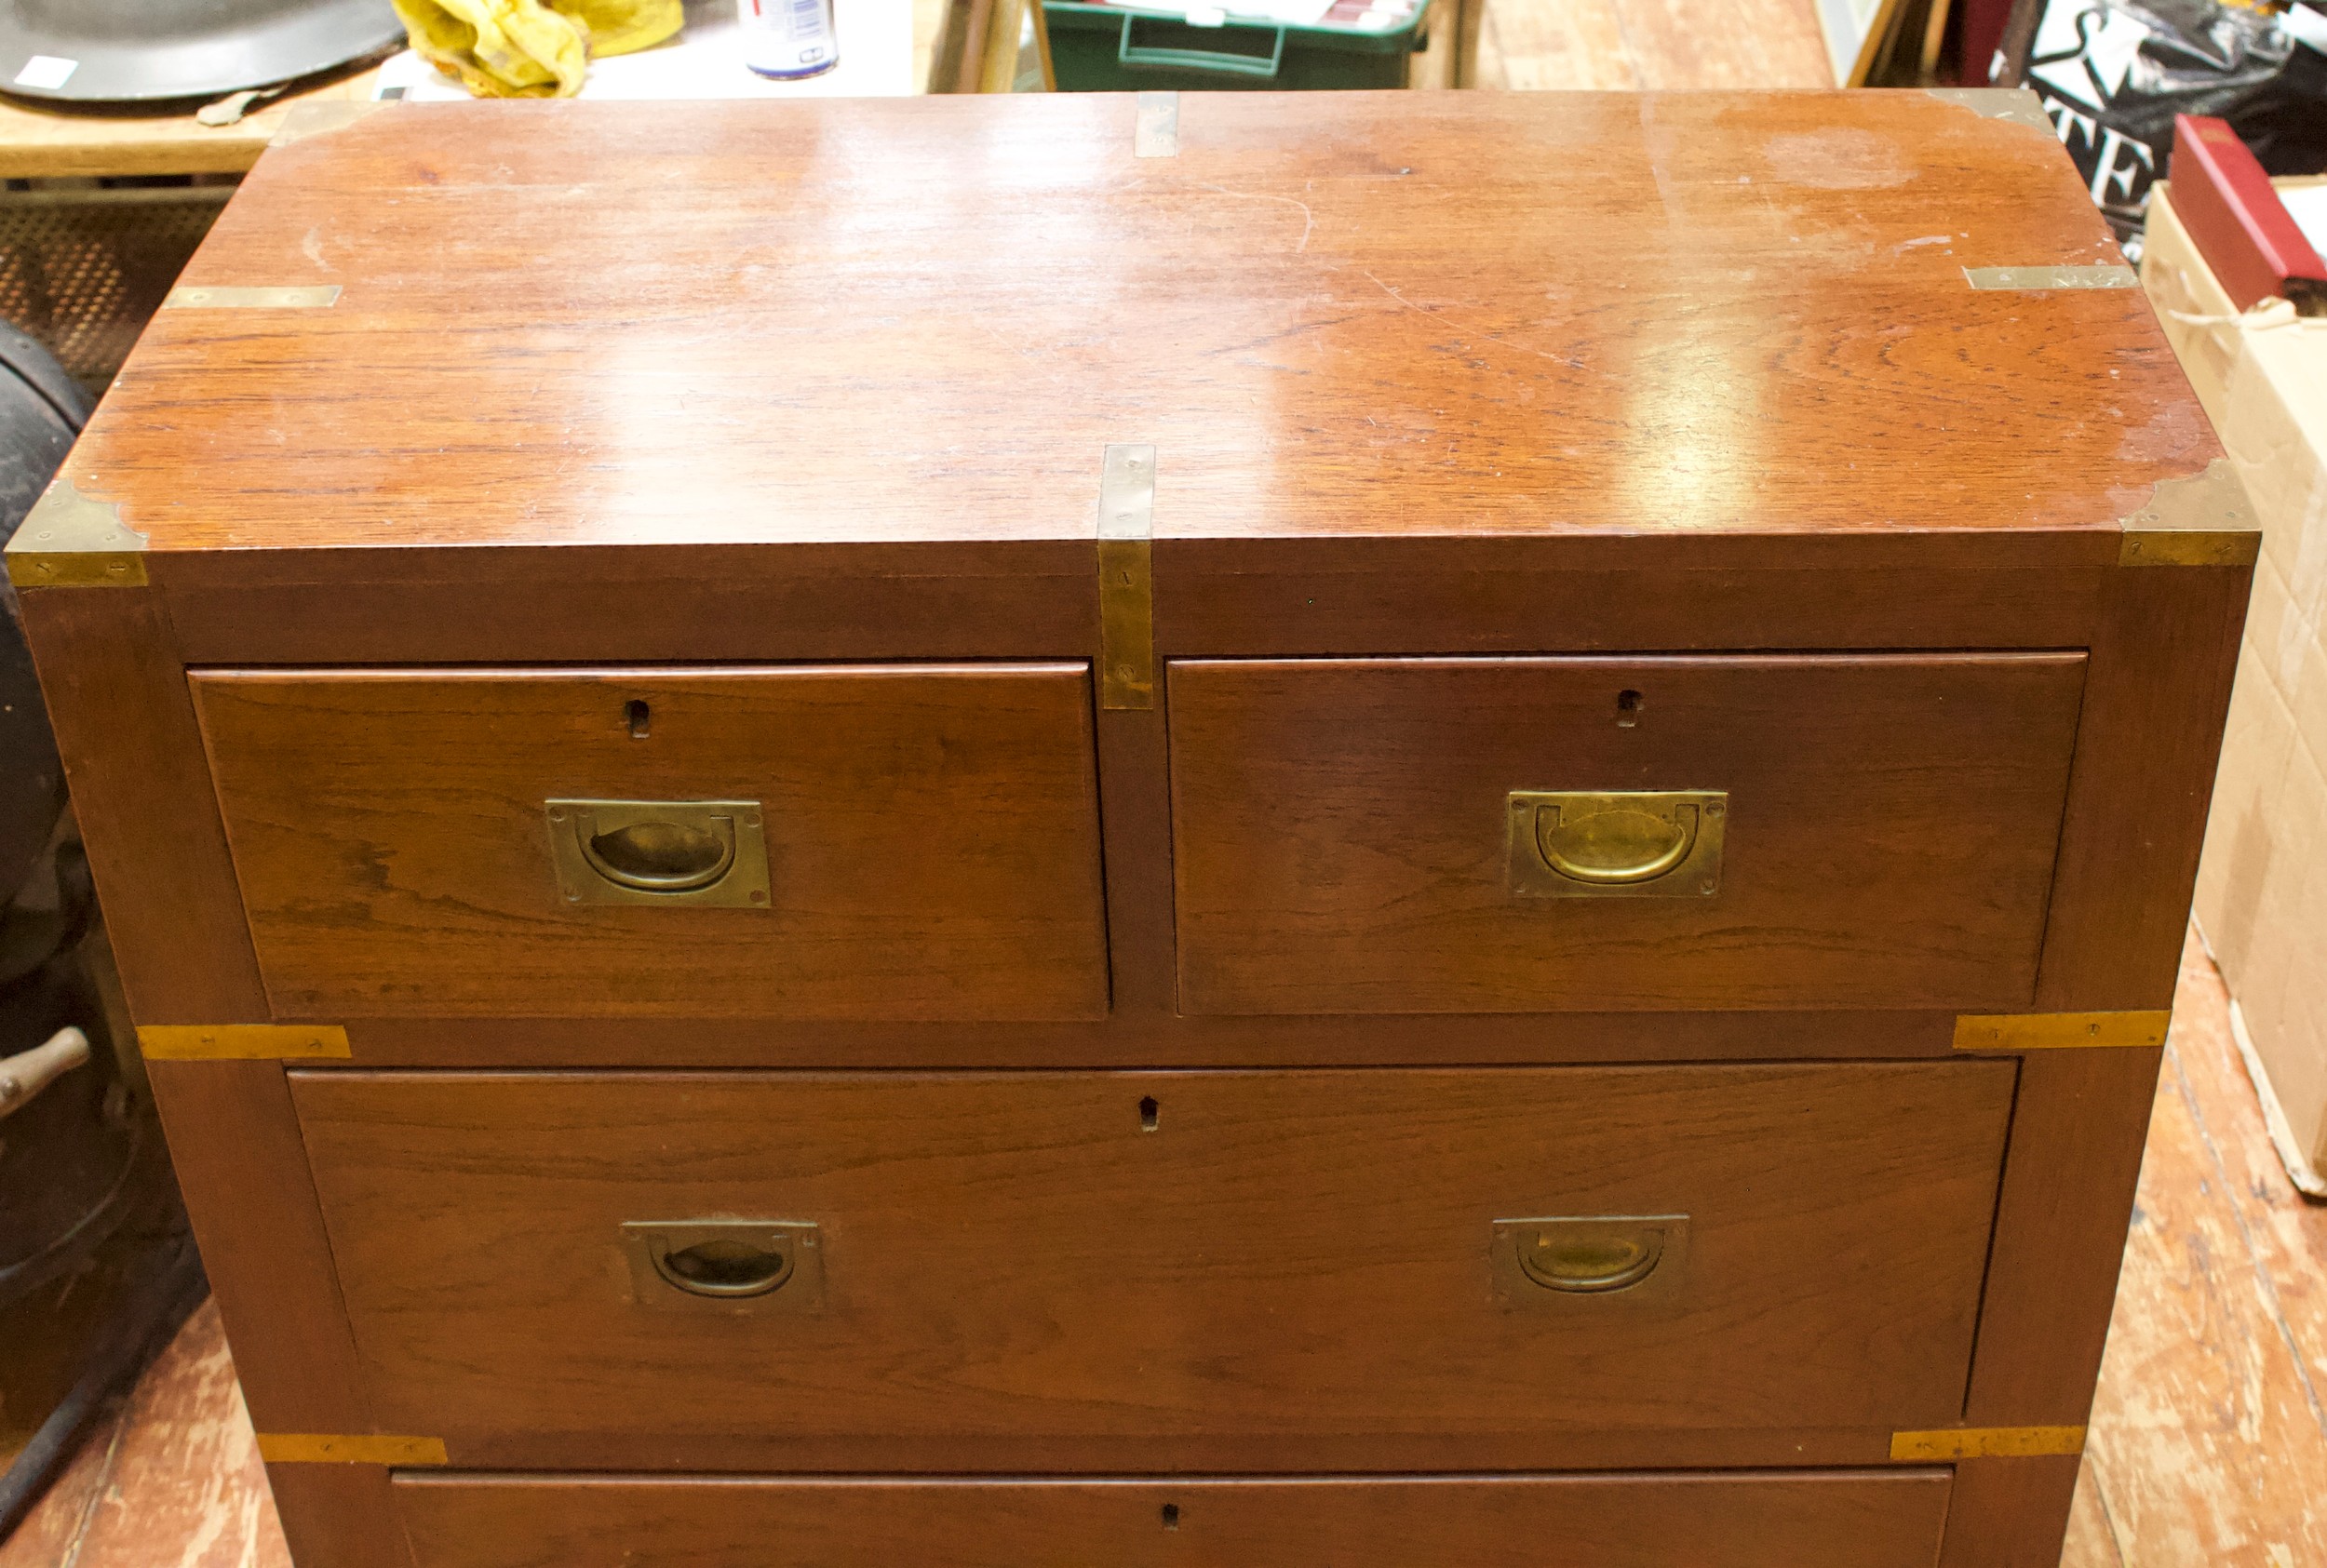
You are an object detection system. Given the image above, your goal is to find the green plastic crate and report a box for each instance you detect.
[1042,0,1434,90]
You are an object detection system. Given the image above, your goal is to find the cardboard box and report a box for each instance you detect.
[2145,181,2327,1198]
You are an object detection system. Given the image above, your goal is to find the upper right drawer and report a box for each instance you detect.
[1170,654,2085,1015]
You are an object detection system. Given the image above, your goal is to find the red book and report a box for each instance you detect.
[2169,114,2327,315]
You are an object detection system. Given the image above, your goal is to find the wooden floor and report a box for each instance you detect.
[3,925,2320,1566]
[2062,932,2327,1567]
[1464,0,1830,89]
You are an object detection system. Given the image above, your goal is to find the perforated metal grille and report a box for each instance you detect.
[0,187,233,395]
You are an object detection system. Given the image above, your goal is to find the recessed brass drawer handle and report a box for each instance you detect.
[584,819,734,892]
[546,799,772,908]
[1507,790,1727,899]
[621,1220,824,1312]
[1493,1214,1689,1303]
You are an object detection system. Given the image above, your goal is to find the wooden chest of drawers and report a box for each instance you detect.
[7,88,2253,1568]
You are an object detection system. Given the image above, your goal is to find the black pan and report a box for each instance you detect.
[0,0,403,104]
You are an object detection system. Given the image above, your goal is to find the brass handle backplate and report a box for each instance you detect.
[547,799,772,908]
[1492,1214,1689,1307]
[620,1220,823,1313]
[1507,790,1726,898]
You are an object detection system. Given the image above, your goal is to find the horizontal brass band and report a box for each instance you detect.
[1952,1011,2172,1052]
[257,1433,449,1466]
[2119,529,2261,567]
[164,285,343,310]
[138,1025,353,1061]
[1962,264,2136,290]
[1890,1425,2087,1461]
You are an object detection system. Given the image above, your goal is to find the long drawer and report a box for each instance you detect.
[394,1472,1955,1568]
[292,1063,2014,1469]
[1169,653,2087,1013]
[189,663,1109,1021]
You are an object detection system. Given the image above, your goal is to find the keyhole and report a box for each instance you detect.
[625,699,651,739]
[1139,1096,1160,1132]
[1615,690,1643,729]
[1160,1503,1180,1530]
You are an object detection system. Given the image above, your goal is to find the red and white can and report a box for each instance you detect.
[737,0,840,78]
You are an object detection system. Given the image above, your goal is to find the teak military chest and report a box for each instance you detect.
[8,88,2253,1568]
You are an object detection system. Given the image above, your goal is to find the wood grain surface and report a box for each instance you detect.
[18,931,2319,1568]
[289,1063,2011,1469]
[61,91,2204,559]
[0,67,380,180]
[142,1061,373,1440]
[14,589,266,1025]
[190,665,1109,1021]
[394,1472,1953,1568]
[1170,654,2086,1013]
[1962,1048,2163,1427]
[2036,563,2252,1012]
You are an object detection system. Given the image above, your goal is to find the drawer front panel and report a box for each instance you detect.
[397,1472,1954,1568]
[1170,653,2086,1014]
[190,664,1108,1021]
[295,1064,2012,1467]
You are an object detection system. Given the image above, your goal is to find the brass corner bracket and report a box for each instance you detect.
[1890,1425,2087,1461]
[4,478,148,588]
[138,1025,352,1062]
[256,1433,449,1466]
[1097,442,1156,711]
[2119,459,2262,567]
[1923,87,2052,135]
[1952,1011,2172,1052]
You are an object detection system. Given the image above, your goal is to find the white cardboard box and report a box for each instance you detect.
[2145,181,2327,1197]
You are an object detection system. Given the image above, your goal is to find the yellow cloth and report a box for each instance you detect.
[391,0,683,98]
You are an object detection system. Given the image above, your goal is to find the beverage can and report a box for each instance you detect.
[737,0,840,78]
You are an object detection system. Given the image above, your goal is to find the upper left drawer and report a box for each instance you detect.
[188,665,1110,1022]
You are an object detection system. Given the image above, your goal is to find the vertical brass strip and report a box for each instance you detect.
[1890,1425,2086,1461]
[1097,443,1157,711]
[1135,92,1179,157]
[2119,458,2261,567]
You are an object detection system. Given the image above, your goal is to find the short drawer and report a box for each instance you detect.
[294,1062,2013,1470]
[395,1472,1954,1568]
[1169,653,2086,1014]
[190,664,1108,1021]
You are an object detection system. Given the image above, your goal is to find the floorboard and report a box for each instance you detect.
[2059,931,2327,1568]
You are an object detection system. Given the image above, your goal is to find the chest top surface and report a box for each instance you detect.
[53,89,2210,556]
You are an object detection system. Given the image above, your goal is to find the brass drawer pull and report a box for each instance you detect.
[621,1220,823,1311]
[1507,791,1726,898]
[546,799,772,908]
[1493,1214,1689,1302]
